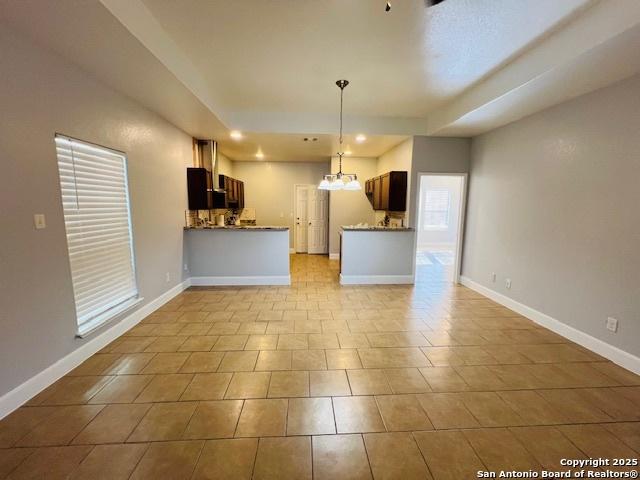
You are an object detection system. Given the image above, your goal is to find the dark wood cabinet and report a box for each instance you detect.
[238,182,245,209]
[380,174,390,210]
[187,170,246,211]
[365,171,407,211]
[187,167,212,210]
[373,177,382,210]
[365,179,374,195]
[219,174,245,209]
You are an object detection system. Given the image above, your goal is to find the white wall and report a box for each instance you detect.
[409,136,471,229]
[217,151,234,177]
[328,157,378,255]
[463,73,640,358]
[232,161,329,247]
[0,26,192,397]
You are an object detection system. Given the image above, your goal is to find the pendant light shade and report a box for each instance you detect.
[343,178,362,191]
[318,80,361,191]
[328,178,344,190]
[318,179,330,190]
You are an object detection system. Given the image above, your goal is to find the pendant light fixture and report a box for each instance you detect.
[318,80,362,191]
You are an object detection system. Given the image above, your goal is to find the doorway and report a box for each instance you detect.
[415,174,466,283]
[294,185,328,254]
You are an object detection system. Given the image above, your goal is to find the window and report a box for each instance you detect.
[422,189,450,229]
[55,135,139,336]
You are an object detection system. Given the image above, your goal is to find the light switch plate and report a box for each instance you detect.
[34,214,46,229]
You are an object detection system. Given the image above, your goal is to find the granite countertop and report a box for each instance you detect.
[340,226,415,232]
[184,226,289,231]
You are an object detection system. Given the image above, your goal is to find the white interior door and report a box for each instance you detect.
[307,188,329,254]
[295,186,308,253]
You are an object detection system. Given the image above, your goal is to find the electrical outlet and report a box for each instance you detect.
[606,317,618,333]
[491,272,496,283]
[34,214,46,229]
[184,264,188,271]
[165,272,170,283]
[505,278,512,289]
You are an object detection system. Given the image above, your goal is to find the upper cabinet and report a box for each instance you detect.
[186,169,245,210]
[187,167,213,210]
[220,174,245,209]
[365,171,407,211]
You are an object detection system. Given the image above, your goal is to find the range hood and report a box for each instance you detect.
[194,139,225,192]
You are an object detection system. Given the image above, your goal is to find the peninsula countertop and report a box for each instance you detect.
[339,225,416,285]
[184,226,290,285]
[340,226,415,232]
[184,225,289,231]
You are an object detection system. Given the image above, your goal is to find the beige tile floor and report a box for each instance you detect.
[1,254,639,479]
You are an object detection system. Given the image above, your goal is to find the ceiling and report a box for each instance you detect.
[2,0,640,161]
[218,133,407,163]
[140,0,588,118]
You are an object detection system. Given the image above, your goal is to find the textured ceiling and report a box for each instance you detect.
[2,0,640,160]
[141,0,590,117]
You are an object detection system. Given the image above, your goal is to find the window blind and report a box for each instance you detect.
[55,135,139,336]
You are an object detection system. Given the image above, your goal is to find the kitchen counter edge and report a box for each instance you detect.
[184,226,289,231]
[340,226,415,232]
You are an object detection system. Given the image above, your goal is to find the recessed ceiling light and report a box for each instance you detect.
[255,151,265,159]
[356,134,366,143]
[230,130,243,140]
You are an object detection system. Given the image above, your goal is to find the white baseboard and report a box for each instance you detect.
[329,253,340,260]
[190,275,291,286]
[460,276,640,375]
[0,279,191,420]
[340,274,414,285]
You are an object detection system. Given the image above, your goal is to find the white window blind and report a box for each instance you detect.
[423,189,450,229]
[55,135,139,336]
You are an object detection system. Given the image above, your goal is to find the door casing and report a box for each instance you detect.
[294,185,309,253]
[412,172,468,283]
[294,184,328,254]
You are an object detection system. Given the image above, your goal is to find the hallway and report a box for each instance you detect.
[0,255,638,479]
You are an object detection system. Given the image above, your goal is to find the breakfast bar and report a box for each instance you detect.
[339,226,416,284]
[185,227,291,285]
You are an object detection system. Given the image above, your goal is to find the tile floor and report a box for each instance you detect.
[0,254,639,479]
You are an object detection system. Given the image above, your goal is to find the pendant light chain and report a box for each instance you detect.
[339,82,343,146]
[338,82,344,175]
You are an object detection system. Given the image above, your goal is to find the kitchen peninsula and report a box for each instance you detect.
[185,226,290,285]
[339,226,416,284]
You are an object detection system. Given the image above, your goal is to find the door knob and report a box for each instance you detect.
[308,222,312,225]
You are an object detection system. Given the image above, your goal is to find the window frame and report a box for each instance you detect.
[421,188,451,231]
[54,134,141,337]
